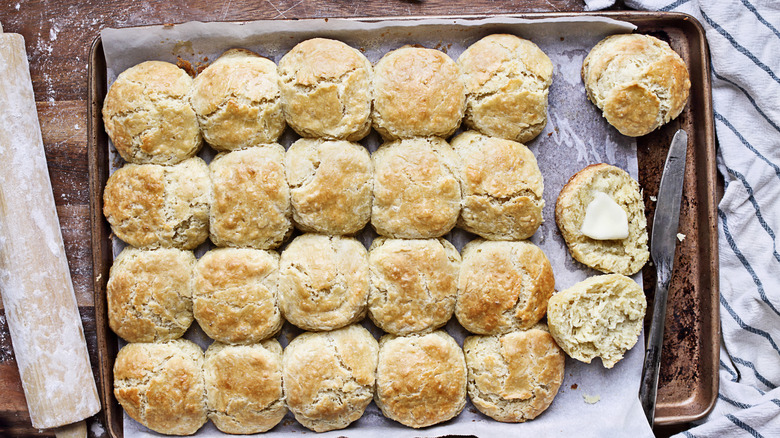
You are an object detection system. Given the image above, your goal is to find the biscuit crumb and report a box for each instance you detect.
[583,394,601,404]
[571,383,578,390]
[650,195,657,202]
[677,233,686,242]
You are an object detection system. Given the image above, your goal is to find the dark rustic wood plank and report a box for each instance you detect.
[38,101,89,206]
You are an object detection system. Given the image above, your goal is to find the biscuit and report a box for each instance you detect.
[456,240,555,335]
[103,157,211,249]
[204,340,286,434]
[278,38,372,141]
[193,248,282,344]
[555,163,649,275]
[372,46,465,139]
[107,247,195,343]
[464,326,565,422]
[102,61,202,165]
[190,49,285,151]
[371,137,461,238]
[547,274,646,368]
[457,34,553,143]
[368,238,460,335]
[209,144,292,249]
[285,138,372,235]
[283,325,378,432]
[375,331,467,428]
[582,33,691,137]
[452,130,544,240]
[278,234,369,331]
[113,339,207,435]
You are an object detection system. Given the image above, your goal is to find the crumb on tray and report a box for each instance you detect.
[583,394,601,404]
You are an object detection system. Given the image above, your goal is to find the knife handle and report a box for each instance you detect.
[639,263,672,426]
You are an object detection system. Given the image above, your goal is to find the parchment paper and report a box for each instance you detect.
[102,16,655,437]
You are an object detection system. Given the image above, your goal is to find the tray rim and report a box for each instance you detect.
[87,11,719,435]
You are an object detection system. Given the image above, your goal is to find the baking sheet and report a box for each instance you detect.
[101,16,655,437]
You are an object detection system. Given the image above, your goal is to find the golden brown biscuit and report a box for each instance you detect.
[204,340,286,434]
[452,130,544,240]
[209,144,292,249]
[278,38,373,141]
[547,274,646,368]
[368,238,460,335]
[107,247,195,343]
[458,34,553,143]
[190,49,285,151]
[456,240,555,335]
[464,326,565,422]
[113,340,207,435]
[193,248,282,344]
[102,157,211,249]
[102,61,202,165]
[555,163,649,275]
[278,234,369,331]
[375,331,467,428]
[282,325,378,432]
[285,138,372,235]
[372,46,465,139]
[371,137,461,238]
[582,33,691,137]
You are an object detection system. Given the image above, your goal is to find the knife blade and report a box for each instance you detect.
[639,128,689,426]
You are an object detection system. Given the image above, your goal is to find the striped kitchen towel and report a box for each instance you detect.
[585,0,780,436]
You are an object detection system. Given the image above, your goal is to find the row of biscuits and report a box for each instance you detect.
[107,237,553,344]
[114,324,568,435]
[102,35,555,167]
[101,33,690,171]
[103,137,649,276]
[103,133,547,249]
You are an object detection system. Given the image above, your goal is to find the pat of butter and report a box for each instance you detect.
[580,192,629,240]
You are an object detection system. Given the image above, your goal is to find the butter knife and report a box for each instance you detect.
[639,129,689,426]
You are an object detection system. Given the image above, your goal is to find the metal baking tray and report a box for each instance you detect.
[88,12,719,436]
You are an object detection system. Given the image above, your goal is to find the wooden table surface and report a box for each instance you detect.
[2,1,698,437]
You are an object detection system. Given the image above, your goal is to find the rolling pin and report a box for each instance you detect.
[0,22,100,433]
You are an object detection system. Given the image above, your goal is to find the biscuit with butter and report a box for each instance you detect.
[555,163,648,275]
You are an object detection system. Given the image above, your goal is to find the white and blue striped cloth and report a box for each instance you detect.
[587,0,780,436]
